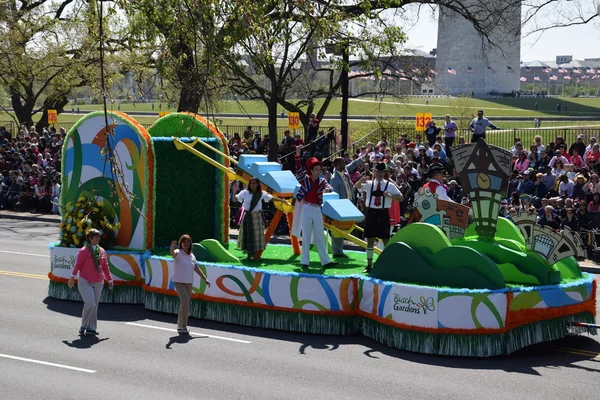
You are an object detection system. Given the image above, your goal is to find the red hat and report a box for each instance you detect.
[306,157,322,171]
[407,142,416,148]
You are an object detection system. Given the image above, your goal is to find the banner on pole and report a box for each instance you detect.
[288,112,300,129]
[48,110,58,124]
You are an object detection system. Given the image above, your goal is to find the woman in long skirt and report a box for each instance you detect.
[236,177,286,260]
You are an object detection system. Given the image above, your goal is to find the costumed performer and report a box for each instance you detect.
[423,164,453,201]
[170,234,211,335]
[292,157,338,271]
[68,228,113,336]
[355,162,404,273]
[236,177,288,261]
[329,156,364,258]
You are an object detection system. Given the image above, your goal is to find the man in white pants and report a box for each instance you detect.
[293,157,338,271]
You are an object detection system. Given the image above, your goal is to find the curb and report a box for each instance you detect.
[0,213,60,224]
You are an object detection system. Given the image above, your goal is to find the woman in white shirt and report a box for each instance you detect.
[170,234,211,334]
[236,177,287,261]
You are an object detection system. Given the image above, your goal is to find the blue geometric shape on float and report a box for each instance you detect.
[538,287,581,307]
[250,162,282,177]
[238,154,268,173]
[322,199,365,222]
[322,192,340,202]
[112,125,142,149]
[65,144,116,180]
[261,170,298,194]
[317,276,340,311]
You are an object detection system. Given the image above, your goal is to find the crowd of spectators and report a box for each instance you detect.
[503,133,600,233]
[228,115,600,255]
[0,125,63,214]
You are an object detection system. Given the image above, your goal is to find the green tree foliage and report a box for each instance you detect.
[0,1,118,129]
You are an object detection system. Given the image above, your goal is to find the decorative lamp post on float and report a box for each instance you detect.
[451,138,512,238]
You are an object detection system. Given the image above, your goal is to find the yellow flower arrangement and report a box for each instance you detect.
[59,196,121,248]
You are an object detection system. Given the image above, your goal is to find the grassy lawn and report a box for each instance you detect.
[21,96,600,118]
[2,96,599,150]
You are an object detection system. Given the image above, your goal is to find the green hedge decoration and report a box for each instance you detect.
[149,113,227,247]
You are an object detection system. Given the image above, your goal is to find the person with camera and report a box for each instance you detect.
[355,162,403,273]
[170,235,211,334]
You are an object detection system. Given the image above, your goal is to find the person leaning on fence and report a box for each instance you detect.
[469,110,499,143]
[235,177,287,261]
[68,229,113,336]
[170,234,211,334]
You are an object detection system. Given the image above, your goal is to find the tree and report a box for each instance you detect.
[449,95,476,130]
[0,1,111,129]
[120,0,226,114]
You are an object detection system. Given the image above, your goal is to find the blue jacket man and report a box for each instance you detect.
[328,156,364,257]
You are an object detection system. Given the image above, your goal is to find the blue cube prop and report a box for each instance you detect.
[322,192,340,202]
[261,171,299,195]
[238,154,268,173]
[322,199,365,222]
[250,162,282,177]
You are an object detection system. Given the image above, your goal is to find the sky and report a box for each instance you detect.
[399,4,600,62]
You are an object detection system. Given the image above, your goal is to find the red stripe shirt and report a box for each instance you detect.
[303,177,320,204]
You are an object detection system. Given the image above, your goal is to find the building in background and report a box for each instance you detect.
[519,56,600,95]
[435,2,521,96]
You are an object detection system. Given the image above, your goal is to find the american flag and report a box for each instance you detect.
[593,75,600,80]
[587,67,597,74]
[507,65,515,72]
[448,67,457,75]
[573,68,582,74]
[549,75,558,81]
[520,76,526,82]
[559,67,568,74]
[487,66,496,73]
[534,75,540,81]
[564,76,572,80]
[581,74,589,79]
[430,68,438,75]
[467,66,475,73]
[544,67,552,73]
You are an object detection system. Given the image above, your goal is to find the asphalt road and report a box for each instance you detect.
[0,219,599,400]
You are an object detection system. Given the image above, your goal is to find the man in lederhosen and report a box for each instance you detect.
[355,162,403,273]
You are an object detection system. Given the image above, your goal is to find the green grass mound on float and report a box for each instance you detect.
[371,219,581,289]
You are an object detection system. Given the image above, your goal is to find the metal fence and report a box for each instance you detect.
[349,127,600,153]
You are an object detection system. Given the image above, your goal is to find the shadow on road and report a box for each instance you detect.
[43,297,166,323]
[43,297,599,372]
[356,334,600,375]
[62,336,109,349]
[165,334,205,349]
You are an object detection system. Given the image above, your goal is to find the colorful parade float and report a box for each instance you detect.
[48,112,597,357]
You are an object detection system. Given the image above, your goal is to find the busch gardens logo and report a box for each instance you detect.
[393,293,436,315]
[52,255,76,271]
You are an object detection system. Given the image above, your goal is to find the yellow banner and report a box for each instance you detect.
[288,112,300,129]
[415,113,432,131]
[158,111,171,118]
[47,109,57,124]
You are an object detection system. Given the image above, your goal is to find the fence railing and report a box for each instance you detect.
[350,127,600,154]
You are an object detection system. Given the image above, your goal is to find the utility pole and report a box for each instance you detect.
[340,42,349,152]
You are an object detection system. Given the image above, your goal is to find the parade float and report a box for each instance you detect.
[48,111,596,357]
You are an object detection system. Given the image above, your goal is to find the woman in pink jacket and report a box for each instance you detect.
[68,229,113,336]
